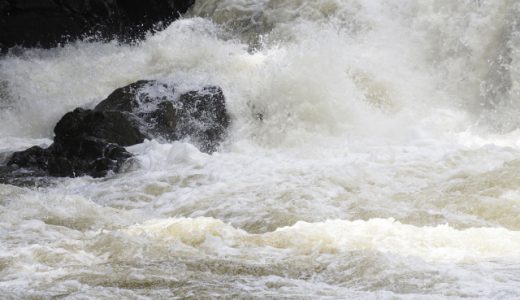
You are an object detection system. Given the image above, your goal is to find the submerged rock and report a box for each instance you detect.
[0,165,51,187]
[0,79,230,183]
[0,0,195,52]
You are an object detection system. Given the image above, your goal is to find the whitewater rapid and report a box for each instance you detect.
[1,0,520,298]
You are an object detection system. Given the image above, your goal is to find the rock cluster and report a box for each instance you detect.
[0,80,230,184]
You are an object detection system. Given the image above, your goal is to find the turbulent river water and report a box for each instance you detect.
[1,0,520,298]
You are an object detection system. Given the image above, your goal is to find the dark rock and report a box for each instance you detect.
[95,80,152,112]
[47,156,74,178]
[177,86,230,153]
[0,79,230,185]
[4,107,139,179]
[54,108,144,146]
[0,0,195,52]
[48,113,136,177]
[47,137,132,177]
[144,100,177,140]
[94,80,177,140]
[0,164,52,187]
[96,80,230,151]
[7,138,131,178]
[8,145,51,170]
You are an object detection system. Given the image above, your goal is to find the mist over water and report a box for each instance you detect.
[1,0,520,298]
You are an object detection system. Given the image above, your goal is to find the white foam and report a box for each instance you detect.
[1,0,520,298]
[125,217,520,263]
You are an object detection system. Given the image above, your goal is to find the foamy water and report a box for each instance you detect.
[1,0,520,298]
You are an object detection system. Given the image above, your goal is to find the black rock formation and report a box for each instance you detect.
[0,0,195,52]
[8,138,132,178]
[55,108,145,146]
[94,80,177,141]
[1,80,230,183]
[93,80,230,152]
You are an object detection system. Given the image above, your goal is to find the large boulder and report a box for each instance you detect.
[94,80,177,140]
[54,108,144,146]
[1,80,230,183]
[0,0,195,52]
[94,80,230,152]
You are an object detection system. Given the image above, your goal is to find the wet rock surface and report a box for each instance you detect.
[0,0,195,52]
[54,108,145,147]
[94,80,177,141]
[7,139,132,178]
[177,86,230,153]
[0,80,230,184]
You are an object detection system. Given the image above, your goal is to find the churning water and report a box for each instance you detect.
[1,0,520,298]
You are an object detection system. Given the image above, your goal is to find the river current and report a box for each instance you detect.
[1,0,520,298]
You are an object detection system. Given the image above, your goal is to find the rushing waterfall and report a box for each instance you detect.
[1,0,520,298]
